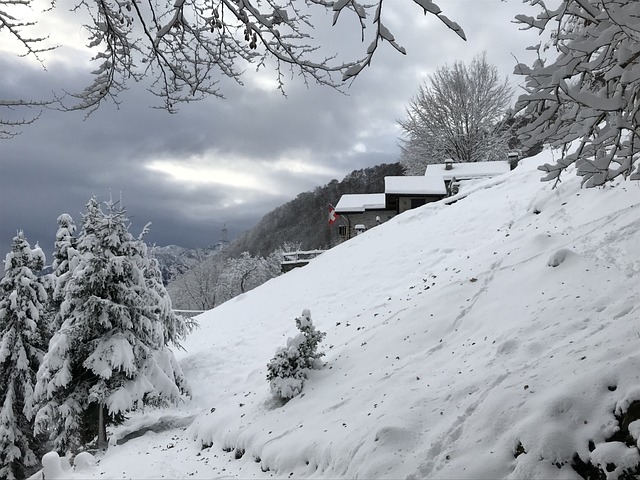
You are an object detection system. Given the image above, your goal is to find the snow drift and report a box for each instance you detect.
[43,151,640,479]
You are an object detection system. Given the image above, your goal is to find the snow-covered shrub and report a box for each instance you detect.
[266,309,326,400]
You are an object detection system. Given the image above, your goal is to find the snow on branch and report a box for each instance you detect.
[515,0,640,186]
[343,0,465,81]
[2,0,466,125]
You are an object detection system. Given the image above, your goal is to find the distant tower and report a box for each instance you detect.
[218,223,230,250]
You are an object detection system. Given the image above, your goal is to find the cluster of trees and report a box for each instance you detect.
[0,198,191,479]
[151,244,225,285]
[166,163,403,311]
[167,249,286,311]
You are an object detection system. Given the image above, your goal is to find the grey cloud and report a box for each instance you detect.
[1,0,538,259]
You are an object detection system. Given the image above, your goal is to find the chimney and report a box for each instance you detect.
[445,159,453,170]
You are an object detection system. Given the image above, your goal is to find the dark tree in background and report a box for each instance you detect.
[226,162,404,258]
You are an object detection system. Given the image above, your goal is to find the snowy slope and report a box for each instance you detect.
[39,151,640,479]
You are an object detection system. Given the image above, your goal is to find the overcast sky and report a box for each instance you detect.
[0,0,544,259]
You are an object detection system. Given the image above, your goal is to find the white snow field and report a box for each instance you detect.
[37,151,640,479]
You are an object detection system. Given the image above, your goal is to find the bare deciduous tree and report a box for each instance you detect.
[167,249,283,310]
[398,53,513,174]
[0,1,57,138]
[0,0,465,134]
[515,0,640,186]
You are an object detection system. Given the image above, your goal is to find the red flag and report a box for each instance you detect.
[328,205,339,225]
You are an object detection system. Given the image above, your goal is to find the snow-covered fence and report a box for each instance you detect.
[281,250,325,273]
[173,309,205,318]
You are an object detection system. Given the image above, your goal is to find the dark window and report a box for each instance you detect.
[411,198,426,209]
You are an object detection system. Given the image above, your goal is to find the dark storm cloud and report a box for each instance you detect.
[1,0,541,260]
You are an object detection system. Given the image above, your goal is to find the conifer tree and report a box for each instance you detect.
[0,232,49,480]
[267,309,325,400]
[34,198,189,454]
[49,213,78,332]
[138,225,193,350]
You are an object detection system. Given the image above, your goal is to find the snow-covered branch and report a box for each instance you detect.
[515,0,640,186]
[1,0,466,126]
[398,53,512,173]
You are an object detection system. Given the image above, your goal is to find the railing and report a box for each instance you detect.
[281,250,325,272]
[173,309,205,317]
[281,249,325,264]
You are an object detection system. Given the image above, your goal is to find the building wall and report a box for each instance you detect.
[338,209,396,238]
[398,195,442,214]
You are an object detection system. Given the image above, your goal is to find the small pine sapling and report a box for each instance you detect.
[266,309,326,400]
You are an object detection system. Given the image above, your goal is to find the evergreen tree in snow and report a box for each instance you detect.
[34,198,190,454]
[266,309,326,400]
[49,213,78,333]
[0,232,49,480]
[138,223,193,350]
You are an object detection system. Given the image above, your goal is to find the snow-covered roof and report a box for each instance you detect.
[334,193,387,213]
[384,176,447,196]
[425,160,510,181]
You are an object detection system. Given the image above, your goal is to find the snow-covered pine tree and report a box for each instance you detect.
[0,231,49,480]
[47,213,79,335]
[138,224,194,358]
[295,310,326,370]
[34,198,190,454]
[266,309,326,400]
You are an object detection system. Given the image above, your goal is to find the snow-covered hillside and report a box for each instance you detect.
[39,151,640,479]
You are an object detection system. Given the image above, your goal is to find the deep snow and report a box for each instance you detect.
[34,151,640,479]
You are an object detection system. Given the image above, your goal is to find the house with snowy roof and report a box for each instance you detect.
[425,159,512,196]
[333,157,518,240]
[334,193,395,239]
[383,176,448,214]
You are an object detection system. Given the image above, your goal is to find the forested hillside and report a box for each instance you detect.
[165,162,404,310]
[151,244,222,284]
[224,162,403,258]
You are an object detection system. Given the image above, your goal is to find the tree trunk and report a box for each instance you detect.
[97,404,108,451]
